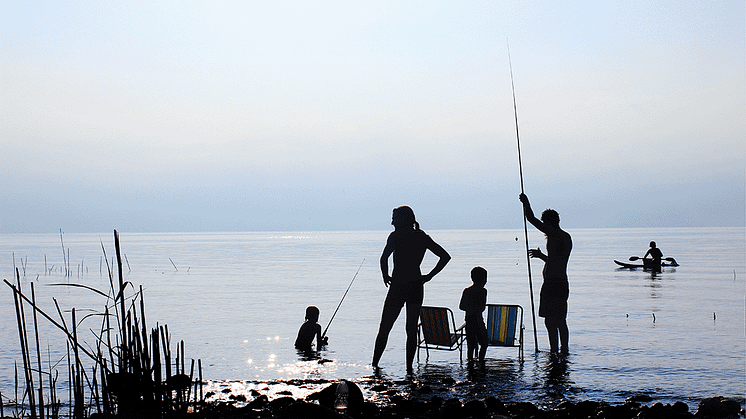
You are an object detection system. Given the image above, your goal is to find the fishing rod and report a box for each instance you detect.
[507,39,539,353]
[322,258,365,338]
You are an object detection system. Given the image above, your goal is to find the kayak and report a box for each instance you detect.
[614,260,644,269]
[614,259,679,269]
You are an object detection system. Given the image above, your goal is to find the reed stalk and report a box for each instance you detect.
[66,342,71,419]
[31,283,45,419]
[15,361,19,417]
[114,230,127,373]
[199,359,203,408]
[13,269,37,419]
[187,358,195,408]
[71,308,82,419]
[59,229,66,277]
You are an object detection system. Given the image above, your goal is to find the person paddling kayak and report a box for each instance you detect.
[643,241,664,272]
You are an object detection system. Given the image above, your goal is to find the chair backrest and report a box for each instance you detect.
[487,304,520,346]
[420,306,454,346]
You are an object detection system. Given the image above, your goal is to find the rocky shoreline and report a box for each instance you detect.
[191,380,743,419]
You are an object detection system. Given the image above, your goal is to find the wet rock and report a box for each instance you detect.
[485,396,506,414]
[695,397,742,418]
[306,380,364,412]
[555,400,574,411]
[275,400,335,419]
[228,393,246,402]
[598,403,641,419]
[269,396,296,411]
[505,401,540,417]
[388,394,405,406]
[247,394,269,410]
[197,402,242,419]
[673,401,690,414]
[394,396,427,414]
[634,402,697,419]
[440,398,462,418]
[463,399,487,418]
[574,399,605,417]
[627,394,654,403]
[361,400,381,417]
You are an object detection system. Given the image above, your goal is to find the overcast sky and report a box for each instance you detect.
[1,1,744,233]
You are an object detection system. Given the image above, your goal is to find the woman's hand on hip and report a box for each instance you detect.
[382,274,392,287]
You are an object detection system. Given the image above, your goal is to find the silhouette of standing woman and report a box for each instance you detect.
[519,194,572,355]
[372,206,451,374]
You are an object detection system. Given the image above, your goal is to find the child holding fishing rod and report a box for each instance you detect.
[294,260,364,355]
[295,306,328,353]
[372,206,451,374]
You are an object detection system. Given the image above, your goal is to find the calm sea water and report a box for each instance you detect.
[1,228,744,411]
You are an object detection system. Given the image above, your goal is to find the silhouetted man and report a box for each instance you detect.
[520,193,572,355]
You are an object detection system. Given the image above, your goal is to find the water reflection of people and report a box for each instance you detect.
[519,194,572,355]
[460,267,489,362]
[540,353,571,399]
[372,206,451,374]
[295,306,328,353]
[643,241,663,272]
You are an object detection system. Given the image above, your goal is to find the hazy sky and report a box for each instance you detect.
[2,1,744,233]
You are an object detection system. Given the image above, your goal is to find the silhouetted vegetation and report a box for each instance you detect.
[4,230,204,418]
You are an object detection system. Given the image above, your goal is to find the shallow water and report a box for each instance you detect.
[1,228,744,411]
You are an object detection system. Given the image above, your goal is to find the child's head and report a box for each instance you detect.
[470,266,487,287]
[305,306,320,323]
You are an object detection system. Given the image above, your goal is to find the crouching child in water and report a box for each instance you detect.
[459,267,489,361]
[295,306,328,353]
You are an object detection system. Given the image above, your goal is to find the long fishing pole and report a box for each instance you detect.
[507,39,539,353]
[322,258,365,338]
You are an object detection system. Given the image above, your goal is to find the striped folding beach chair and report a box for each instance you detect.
[417,306,466,361]
[486,304,524,359]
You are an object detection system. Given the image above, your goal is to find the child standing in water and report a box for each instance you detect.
[295,306,328,353]
[460,266,489,361]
